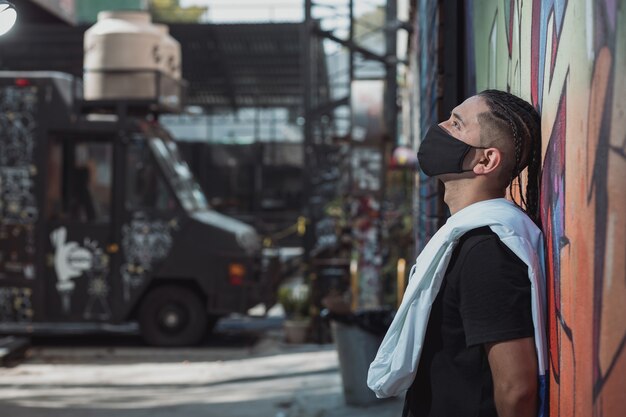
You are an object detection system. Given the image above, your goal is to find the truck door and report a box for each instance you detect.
[44,135,117,321]
[116,137,179,308]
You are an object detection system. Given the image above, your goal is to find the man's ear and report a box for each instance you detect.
[472,148,502,175]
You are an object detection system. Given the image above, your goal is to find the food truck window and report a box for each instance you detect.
[126,140,176,211]
[148,138,209,212]
[47,140,112,223]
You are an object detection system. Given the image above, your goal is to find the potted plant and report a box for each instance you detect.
[278,283,310,344]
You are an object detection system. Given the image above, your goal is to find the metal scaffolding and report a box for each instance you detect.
[301,0,411,308]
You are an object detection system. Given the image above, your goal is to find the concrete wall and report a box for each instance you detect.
[468,0,626,415]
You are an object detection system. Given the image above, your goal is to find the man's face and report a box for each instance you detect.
[438,95,488,147]
[435,95,490,174]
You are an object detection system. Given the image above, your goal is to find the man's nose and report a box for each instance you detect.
[438,121,451,134]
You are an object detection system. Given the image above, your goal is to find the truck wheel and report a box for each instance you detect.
[138,285,207,347]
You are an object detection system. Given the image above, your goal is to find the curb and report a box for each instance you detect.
[0,336,30,366]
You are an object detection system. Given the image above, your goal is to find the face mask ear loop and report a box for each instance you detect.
[458,146,488,173]
[456,145,474,172]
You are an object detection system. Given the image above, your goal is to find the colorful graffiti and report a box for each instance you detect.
[468,0,626,415]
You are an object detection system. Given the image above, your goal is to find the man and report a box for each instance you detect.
[368,90,546,417]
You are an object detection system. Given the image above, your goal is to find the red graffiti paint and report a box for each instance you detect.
[530,0,542,107]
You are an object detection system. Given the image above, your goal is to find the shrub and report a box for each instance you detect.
[278,284,310,320]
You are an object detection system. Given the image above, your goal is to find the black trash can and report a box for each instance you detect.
[324,309,394,406]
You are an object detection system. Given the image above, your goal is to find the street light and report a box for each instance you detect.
[0,1,16,36]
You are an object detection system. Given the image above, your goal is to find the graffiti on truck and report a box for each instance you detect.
[0,86,39,282]
[120,213,177,301]
[50,227,112,319]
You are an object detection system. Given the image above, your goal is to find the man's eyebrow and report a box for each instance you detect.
[451,111,465,126]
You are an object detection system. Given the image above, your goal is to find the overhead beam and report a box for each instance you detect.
[314,28,388,63]
[314,27,408,66]
[310,96,349,116]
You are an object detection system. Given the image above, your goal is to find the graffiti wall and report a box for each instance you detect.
[468,1,626,415]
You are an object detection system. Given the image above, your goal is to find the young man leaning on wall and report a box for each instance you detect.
[369,90,548,417]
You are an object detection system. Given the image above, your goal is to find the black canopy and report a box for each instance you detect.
[0,22,327,110]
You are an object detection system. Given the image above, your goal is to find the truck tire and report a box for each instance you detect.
[138,285,208,347]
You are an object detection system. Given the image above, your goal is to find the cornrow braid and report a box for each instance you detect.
[478,89,542,224]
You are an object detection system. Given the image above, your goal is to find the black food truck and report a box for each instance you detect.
[0,72,279,346]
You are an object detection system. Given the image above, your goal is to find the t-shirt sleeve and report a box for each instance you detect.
[458,236,535,347]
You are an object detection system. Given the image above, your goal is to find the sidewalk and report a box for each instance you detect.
[0,339,403,417]
[255,337,404,417]
[287,384,403,417]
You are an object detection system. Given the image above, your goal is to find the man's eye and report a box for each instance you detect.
[452,120,460,129]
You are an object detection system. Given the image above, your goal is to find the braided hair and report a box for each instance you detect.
[477,89,542,223]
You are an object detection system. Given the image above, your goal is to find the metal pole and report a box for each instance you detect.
[254,106,260,142]
[385,0,398,146]
[348,0,354,192]
[397,258,406,308]
[349,0,354,82]
[302,0,313,258]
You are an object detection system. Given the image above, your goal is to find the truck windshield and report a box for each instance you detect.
[148,138,209,212]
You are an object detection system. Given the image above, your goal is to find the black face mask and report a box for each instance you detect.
[417,124,485,177]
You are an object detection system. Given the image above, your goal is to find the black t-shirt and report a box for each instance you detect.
[402,226,534,417]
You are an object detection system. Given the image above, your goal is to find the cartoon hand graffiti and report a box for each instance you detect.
[50,227,93,311]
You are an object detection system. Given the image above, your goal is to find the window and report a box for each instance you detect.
[126,140,176,212]
[148,137,208,212]
[47,139,112,223]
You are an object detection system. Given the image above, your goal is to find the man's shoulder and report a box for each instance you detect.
[457,226,498,250]
[454,226,524,267]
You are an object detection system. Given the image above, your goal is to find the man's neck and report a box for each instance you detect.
[443,180,505,215]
